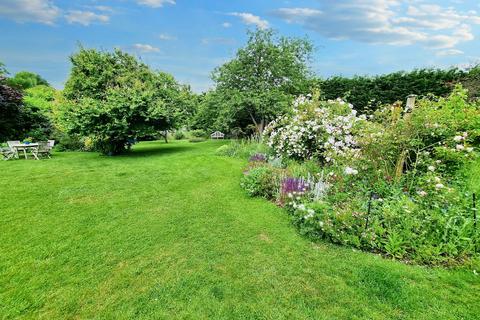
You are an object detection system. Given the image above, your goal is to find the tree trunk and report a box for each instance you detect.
[162,131,168,143]
[249,112,264,135]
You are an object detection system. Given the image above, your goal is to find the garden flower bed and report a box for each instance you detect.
[231,87,480,265]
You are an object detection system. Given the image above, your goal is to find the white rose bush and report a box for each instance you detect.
[264,92,365,163]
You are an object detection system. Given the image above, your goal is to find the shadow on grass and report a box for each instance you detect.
[119,143,195,158]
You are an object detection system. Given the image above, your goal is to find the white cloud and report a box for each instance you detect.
[222,22,232,28]
[133,43,160,53]
[201,38,236,46]
[158,33,177,40]
[94,6,114,13]
[0,0,60,25]
[229,12,269,29]
[137,0,175,8]
[436,49,464,56]
[273,1,480,53]
[65,10,109,26]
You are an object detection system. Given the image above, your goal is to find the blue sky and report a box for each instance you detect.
[1,0,480,92]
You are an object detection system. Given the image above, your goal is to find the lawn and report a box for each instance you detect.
[1,140,479,319]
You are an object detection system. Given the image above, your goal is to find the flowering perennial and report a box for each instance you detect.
[264,94,365,163]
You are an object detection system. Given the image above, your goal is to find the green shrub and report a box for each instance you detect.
[215,139,269,159]
[240,166,279,199]
[174,131,186,140]
[54,132,84,151]
[215,144,232,156]
[189,137,206,143]
[190,129,207,138]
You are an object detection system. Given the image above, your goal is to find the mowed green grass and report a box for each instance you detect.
[1,140,479,319]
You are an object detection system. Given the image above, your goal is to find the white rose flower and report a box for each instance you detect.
[345,167,358,175]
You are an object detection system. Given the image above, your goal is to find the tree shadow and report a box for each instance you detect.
[119,143,195,158]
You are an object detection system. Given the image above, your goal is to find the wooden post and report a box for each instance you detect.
[406,94,417,110]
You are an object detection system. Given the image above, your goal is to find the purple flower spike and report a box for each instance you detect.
[281,177,310,197]
[249,153,267,162]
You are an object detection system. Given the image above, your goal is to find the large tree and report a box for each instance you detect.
[7,71,49,90]
[212,29,313,134]
[0,63,52,141]
[0,72,23,141]
[63,48,184,155]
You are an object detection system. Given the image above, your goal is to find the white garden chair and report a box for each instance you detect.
[7,141,21,159]
[31,141,52,160]
[1,145,16,160]
[48,140,55,148]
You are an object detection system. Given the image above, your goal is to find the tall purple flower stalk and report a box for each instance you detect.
[249,153,267,162]
[281,177,310,197]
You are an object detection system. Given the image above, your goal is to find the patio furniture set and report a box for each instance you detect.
[1,140,55,160]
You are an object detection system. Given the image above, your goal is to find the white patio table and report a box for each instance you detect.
[12,143,39,159]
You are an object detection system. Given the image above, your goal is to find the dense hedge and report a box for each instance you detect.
[317,67,479,113]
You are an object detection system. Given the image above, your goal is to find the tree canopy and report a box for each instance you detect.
[7,71,49,90]
[63,48,187,155]
[210,29,314,134]
[0,66,52,141]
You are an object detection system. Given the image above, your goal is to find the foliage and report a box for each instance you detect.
[63,48,184,155]
[240,166,279,199]
[174,130,186,140]
[0,74,23,141]
[210,29,313,134]
[317,68,467,113]
[0,70,52,141]
[462,64,480,100]
[6,71,49,90]
[215,138,267,159]
[264,91,365,161]
[0,61,7,76]
[53,132,85,151]
[240,87,480,265]
[191,91,225,133]
[23,85,57,113]
[190,129,207,138]
[249,153,267,162]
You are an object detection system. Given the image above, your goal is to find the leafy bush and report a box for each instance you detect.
[174,131,186,140]
[53,132,85,151]
[264,91,365,162]
[189,137,206,143]
[62,48,183,155]
[190,129,207,138]
[240,166,279,199]
[215,139,268,159]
